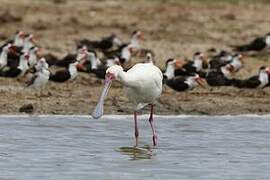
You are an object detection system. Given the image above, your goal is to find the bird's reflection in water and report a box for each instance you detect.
[117,145,154,160]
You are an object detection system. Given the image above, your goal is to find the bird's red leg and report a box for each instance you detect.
[134,111,139,147]
[149,104,157,146]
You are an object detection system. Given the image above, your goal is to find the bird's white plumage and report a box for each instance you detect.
[94,61,162,146]
[107,63,163,111]
[28,59,50,90]
[258,69,269,88]
[0,44,10,68]
[68,62,79,81]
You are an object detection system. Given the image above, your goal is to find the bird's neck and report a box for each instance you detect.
[23,39,34,53]
[0,49,8,65]
[117,71,136,87]
[164,65,175,79]
[194,58,203,71]
[259,71,269,86]
[121,47,131,62]
[69,63,78,78]
[14,36,24,47]
[18,57,29,71]
[89,56,98,70]
[265,36,270,46]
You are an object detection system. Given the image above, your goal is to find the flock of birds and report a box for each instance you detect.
[0,30,149,93]
[1,30,270,95]
[1,30,270,146]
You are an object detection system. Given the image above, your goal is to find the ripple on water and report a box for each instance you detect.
[0,115,269,180]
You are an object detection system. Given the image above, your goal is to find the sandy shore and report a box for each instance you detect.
[1,0,270,115]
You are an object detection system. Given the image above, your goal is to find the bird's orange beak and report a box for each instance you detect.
[195,77,206,88]
[174,59,184,69]
[91,73,115,119]
[31,36,38,45]
[76,63,85,71]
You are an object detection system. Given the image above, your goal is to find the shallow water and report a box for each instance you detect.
[0,115,270,180]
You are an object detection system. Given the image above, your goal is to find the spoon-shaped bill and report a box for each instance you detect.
[91,76,113,119]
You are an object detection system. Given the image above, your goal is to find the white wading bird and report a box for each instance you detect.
[92,63,163,147]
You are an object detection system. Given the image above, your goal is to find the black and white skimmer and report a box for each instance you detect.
[89,56,120,79]
[49,61,82,83]
[0,52,29,78]
[208,50,233,70]
[22,34,37,53]
[0,31,25,51]
[181,52,208,77]
[77,47,102,73]
[103,44,133,64]
[206,64,234,86]
[163,58,189,79]
[45,53,76,68]
[0,43,15,69]
[77,34,123,52]
[228,54,244,73]
[164,74,205,92]
[232,66,270,89]
[102,31,144,64]
[92,63,163,147]
[232,33,270,52]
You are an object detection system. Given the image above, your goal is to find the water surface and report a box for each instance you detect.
[0,115,270,180]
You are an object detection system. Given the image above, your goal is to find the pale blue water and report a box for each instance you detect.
[0,115,270,180]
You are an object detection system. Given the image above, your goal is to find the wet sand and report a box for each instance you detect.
[1,0,270,115]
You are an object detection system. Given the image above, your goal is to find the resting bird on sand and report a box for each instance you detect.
[0,52,29,78]
[232,66,270,89]
[164,74,205,92]
[76,34,123,52]
[92,63,163,147]
[232,33,270,52]
[206,64,234,86]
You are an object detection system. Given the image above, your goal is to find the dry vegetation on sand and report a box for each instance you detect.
[1,0,270,115]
